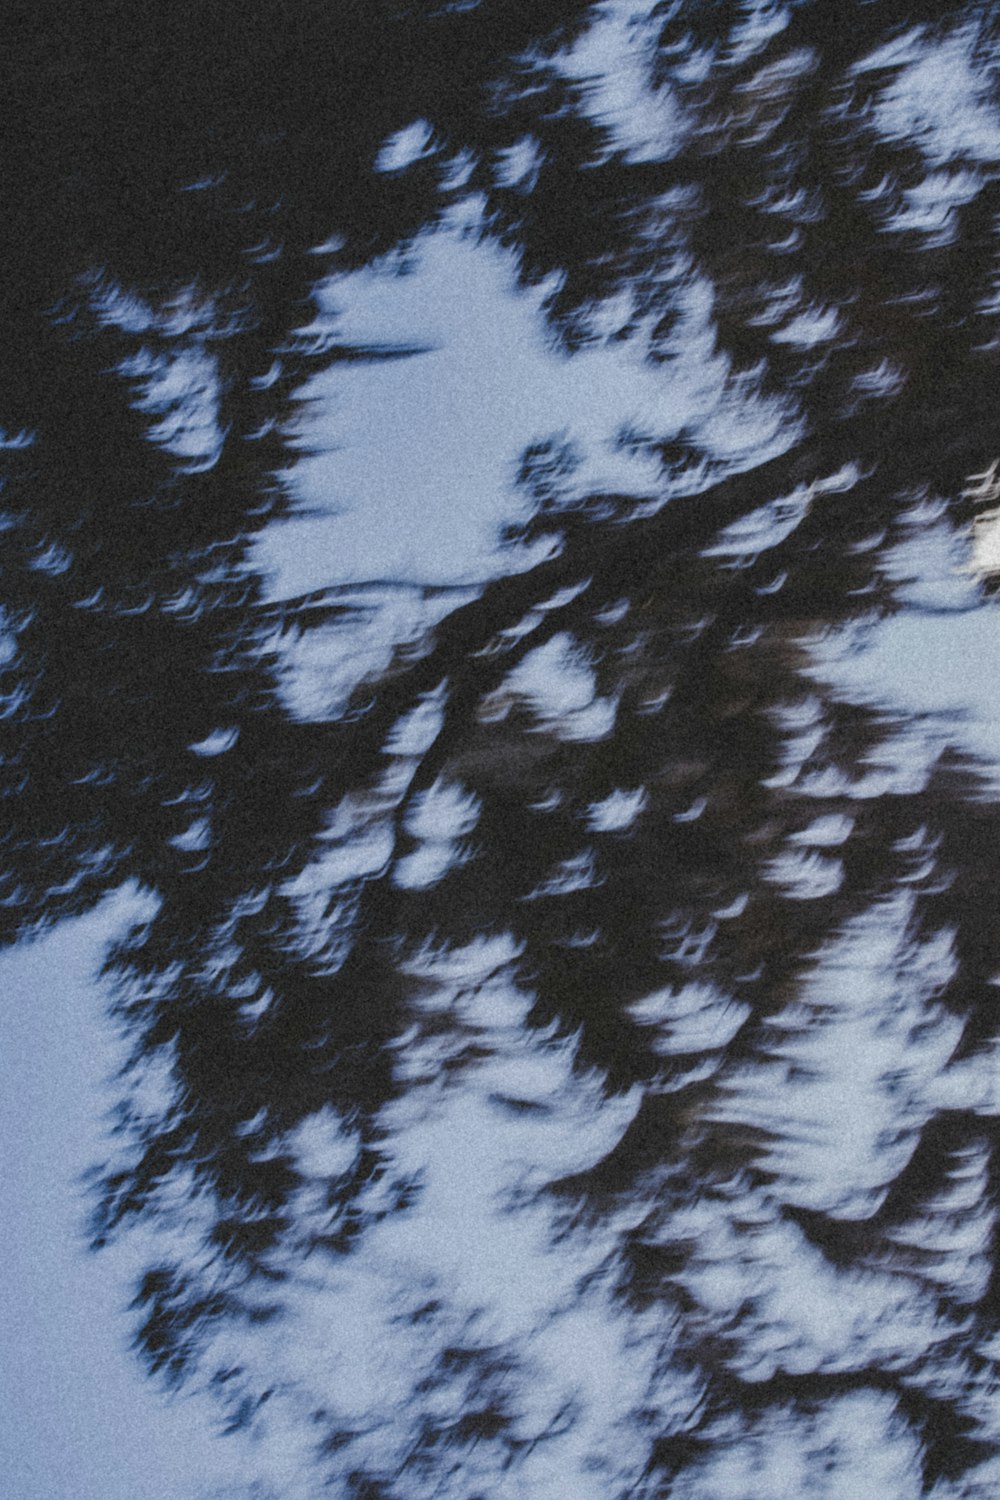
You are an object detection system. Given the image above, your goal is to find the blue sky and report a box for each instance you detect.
[0,888,253,1500]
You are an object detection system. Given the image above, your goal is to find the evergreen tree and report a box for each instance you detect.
[4,1,1000,1493]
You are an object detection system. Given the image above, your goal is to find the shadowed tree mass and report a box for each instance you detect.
[4,0,1000,1494]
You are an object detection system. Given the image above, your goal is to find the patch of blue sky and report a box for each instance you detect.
[813,601,1000,782]
[858,21,1000,166]
[253,223,674,596]
[555,0,683,162]
[0,887,259,1500]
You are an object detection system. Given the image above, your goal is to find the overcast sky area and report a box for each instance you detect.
[7,4,1000,1498]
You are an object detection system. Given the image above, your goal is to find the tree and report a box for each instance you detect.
[4,0,1000,1494]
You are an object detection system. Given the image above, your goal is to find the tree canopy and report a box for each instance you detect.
[4,1,1000,1494]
